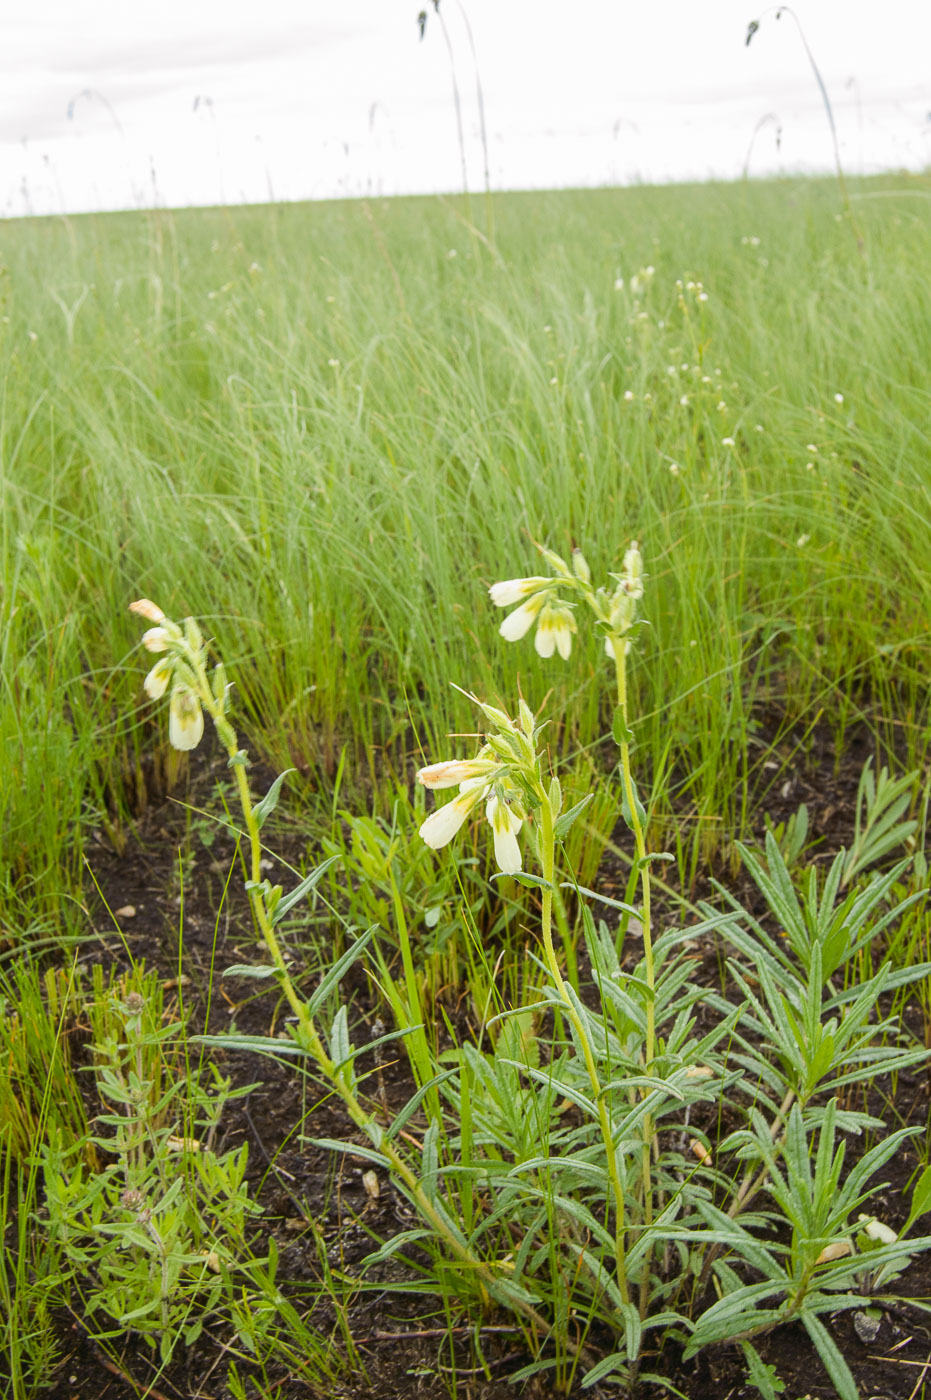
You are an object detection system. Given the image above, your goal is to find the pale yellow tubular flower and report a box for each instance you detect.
[129,598,166,623]
[485,793,522,873]
[419,786,484,850]
[534,604,576,661]
[499,592,547,642]
[143,658,174,700]
[141,627,172,653]
[168,685,205,751]
[417,758,498,790]
[488,577,550,607]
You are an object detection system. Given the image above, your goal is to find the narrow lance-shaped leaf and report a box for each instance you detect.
[253,769,296,829]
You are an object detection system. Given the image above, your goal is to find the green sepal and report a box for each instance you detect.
[227,750,251,767]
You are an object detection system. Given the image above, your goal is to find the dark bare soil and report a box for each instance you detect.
[33,709,931,1400]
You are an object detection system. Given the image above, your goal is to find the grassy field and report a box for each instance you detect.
[3,174,931,1398]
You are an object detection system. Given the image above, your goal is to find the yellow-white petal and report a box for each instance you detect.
[142,627,171,653]
[499,595,545,642]
[486,794,522,874]
[417,759,496,790]
[129,598,166,623]
[489,577,548,608]
[143,659,173,700]
[419,789,481,850]
[534,620,556,658]
[862,1217,897,1245]
[168,687,204,751]
[555,619,573,660]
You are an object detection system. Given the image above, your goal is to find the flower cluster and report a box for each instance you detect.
[489,541,646,664]
[129,599,208,751]
[489,576,577,660]
[417,697,544,874]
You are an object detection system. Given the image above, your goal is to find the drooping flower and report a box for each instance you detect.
[498,592,547,642]
[486,792,522,873]
[141,627,172,652]
[143,658,174,700]
[418,785,483,850]
[168,685,204,752]
[533,603,575,660]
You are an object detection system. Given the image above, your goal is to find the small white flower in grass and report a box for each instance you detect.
[834,392,844,404]
[806,444,818,454]
[534,603,575,660]
[679,394,690,407]
[614,277,624,291]
[796,534,811,548]
[623,390,634,402]
[486,793,522,874]
[168,685,204,752]
[722,436,735,448]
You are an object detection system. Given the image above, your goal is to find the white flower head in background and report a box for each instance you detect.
[490,539,646,666]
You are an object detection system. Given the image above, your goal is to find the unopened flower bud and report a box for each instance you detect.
[517,698,536,738]
[184,616,204,655]
[571,548,591,584]
[129,599,166,623]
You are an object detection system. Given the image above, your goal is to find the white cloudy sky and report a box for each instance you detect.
[2,0,929,215]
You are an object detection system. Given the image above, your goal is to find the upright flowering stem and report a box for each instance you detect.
[611,637,655,1317]
[130,608,559,1335]
[537,791,631,1306]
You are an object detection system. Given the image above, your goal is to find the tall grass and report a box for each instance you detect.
[2,174,930,938]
